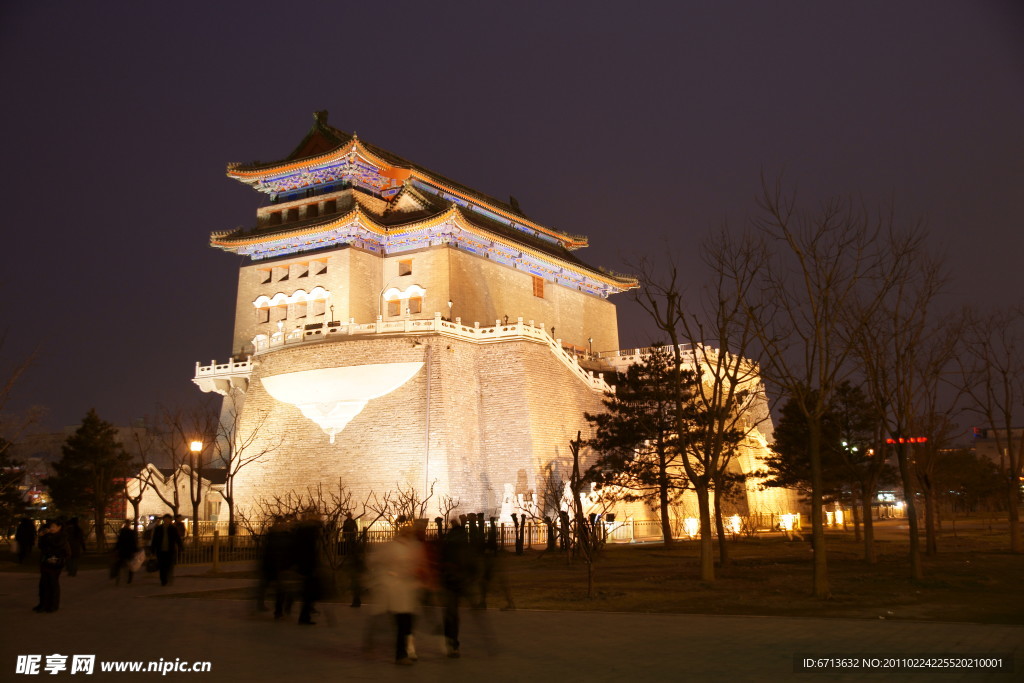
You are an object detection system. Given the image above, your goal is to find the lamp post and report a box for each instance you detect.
[447,299,453,321]
[588,337,593,357]
[188,440,203,545]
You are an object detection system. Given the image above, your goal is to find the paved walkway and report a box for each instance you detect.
[0,563,1019,682]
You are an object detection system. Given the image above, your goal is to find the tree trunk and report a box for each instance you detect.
[808,420,830,598]
[851,495,861,543]
[714,485,729,567]
[696,485,715,582]
[861,494,876,564]
[659,452,673,546]
[895,442,923,579]
[923,488,938,556]
[1008,483,1021,554]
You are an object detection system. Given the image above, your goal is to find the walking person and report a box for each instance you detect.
[15,518,36,564]
[293,510,322,625]
[34,520,70,613]
[439,519,473,658]
[371,524,428,665]
[64,518,86,577]
[111,520,139,585]
[150,514,183,586]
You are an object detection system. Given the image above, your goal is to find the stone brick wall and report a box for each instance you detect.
[230,333,607,522]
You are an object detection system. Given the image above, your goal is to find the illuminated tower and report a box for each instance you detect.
[194,112,636,516]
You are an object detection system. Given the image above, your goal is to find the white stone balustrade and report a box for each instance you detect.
[197,313,612,395]
[192,357,252,395]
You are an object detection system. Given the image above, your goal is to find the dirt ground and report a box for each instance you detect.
[496,526,1024,625]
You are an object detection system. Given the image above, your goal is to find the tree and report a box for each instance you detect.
[745,179,912,597]
[855,244,950,576]
[212,389,283,541]
[932,448,1002,515]
[762,389,850,503]
[145,402,219,542]
[957,306,1024,553]
[45,410,135,550]
[676,230,772,568]
[633,260,748,581]
[763,382,894,559]
[586,346,693,545]
[0,437,27,528]
[570,431,616,598]
[829,381,893,560]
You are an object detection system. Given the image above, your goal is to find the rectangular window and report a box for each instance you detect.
[312,259,328,276]
[324,199,337,214]
[387,300,401,317]
[269,211,282,225]
[293,301,308,319]
[294,262,309,279]
[272,305,287,322]
[408,297,422,314]
[532,275,544,298]
[306,204,319,219]
[312,299,326,317]
[258,269,272,285]
[399,259,412,276]
[286,208,299,222]
[273,266,289,282]
[256,306,270,324]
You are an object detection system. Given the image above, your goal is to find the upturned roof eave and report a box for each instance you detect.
[210,206,635,290]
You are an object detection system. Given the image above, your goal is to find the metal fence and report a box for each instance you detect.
[101,508,906,566]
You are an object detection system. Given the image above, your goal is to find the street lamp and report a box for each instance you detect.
[187,441,203,544]
[588,337,593,356]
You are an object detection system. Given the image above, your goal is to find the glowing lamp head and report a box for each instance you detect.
[189,441,203,454]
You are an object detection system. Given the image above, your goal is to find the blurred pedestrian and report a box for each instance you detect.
[64,518,86,577]
[257,515,294,617]
[150,514,183,586]
[111,520,139,585]
[173,515,187,543]
[439,519,472,658]
[34,520,70,613]
[15,518,36,564]
[371,524,428,665]
[293,510,322,625]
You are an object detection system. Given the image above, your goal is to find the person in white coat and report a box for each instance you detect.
[369,524,428,664]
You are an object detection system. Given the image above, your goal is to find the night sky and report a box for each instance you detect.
[2,1,1022,431]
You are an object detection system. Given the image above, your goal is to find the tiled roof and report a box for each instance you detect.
[228,111,588,249]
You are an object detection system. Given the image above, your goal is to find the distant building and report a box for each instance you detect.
[125,464,227,526]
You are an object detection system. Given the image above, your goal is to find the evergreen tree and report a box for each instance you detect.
[45,409,134,550]
[0,437,27,528]
[586,347,696,545]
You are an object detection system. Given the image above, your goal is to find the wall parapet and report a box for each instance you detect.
[192,357,252,395]
[197,313,612,394]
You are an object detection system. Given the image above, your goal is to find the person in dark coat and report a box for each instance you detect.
[439,520,473,657]
[15,518,36,564]
[293,510,322,625]
[64,518,86,577]
[111,520,139,585]
[150,514,183,586]
[257,516,294,617]
[35,520,70,613]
